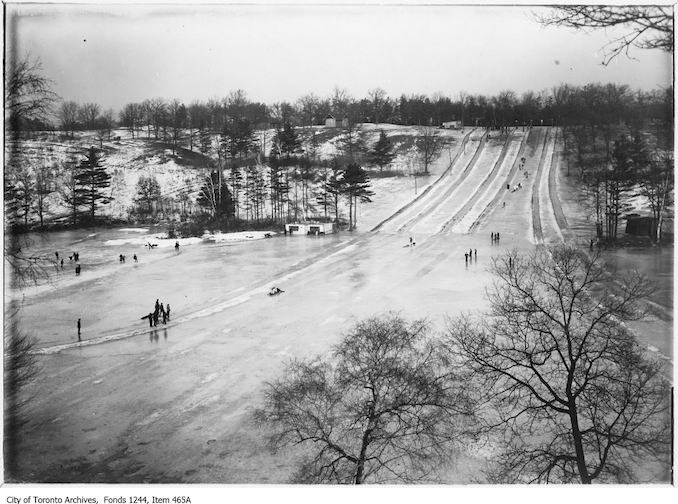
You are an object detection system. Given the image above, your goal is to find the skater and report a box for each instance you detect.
[175,241,180,251]
[464,252,468,264]
[55,251,59,261]
[589,239,594,251]
[506,183,510,190]
[474,249,477,260]
[496,232,500,242]
[162,309,167,324]
[166,304,171,321]
[155,299,160,313]
[502,201,506,208]
[75,264,81,276]
[409,236,413,246]
[119,254,124,263]
[77,318,81,341]
[469,248,472,258]
[60,258,64,269]
[153,311,159,327]
[160,303,165,318]
[133,254,138,263]
[491,232,494,242]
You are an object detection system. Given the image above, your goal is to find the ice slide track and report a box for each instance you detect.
[531,127,552,245]
[391,130,485,234]
[468,129,530,233]
[546,128,570,239]
[369,128,478,233]
[439,128,515,234]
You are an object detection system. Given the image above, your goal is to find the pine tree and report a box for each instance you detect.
[74,147,112,223]
[343,163,374,230]
[278,122,302,159]
[326,158,346,224]
[370,129,394,172]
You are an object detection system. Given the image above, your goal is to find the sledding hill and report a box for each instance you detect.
[5,124,461,225]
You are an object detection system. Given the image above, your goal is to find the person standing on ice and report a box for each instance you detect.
[55,251,59,261]
[133,254,138,262]
[60,259,64,269]
[175,241,180,251]
[464,252,468,264]
[77,319,81,341]
[474,249,477,261]
[166,304,170,321]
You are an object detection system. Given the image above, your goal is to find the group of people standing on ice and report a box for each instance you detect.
[55,250,81,275]
[490,232,501,243]
[464,248,477,265]
[143,299,171,327]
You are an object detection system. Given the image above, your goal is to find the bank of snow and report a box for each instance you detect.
[104,230,276,247]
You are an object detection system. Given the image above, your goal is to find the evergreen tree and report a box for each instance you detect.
[326,159,345,223]
[74,147,112,223]
[232,118,257,160]
[278,121,302,159]
[343,163,374,230]
[370,129,394,172]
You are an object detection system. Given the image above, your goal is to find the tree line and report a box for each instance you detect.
[559,84,673,244]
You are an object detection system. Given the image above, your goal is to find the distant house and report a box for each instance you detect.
[441,120,462,129]
[285,222,335,235]
[325,115,349,128]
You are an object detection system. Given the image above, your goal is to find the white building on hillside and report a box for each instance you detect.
[325,115,349,128]
[441,120,462,129]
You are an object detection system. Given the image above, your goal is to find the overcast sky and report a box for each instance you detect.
[6,2,673,113]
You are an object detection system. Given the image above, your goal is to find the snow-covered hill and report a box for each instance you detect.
[4,124,462,227]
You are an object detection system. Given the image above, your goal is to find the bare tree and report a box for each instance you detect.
[5,54,58,132]
[95,109,115,148]
[58,101,79,138]
[34,162,57,229]
[538,6,673,65]
[367,87,388,124]
[4,307,40,479]
[78,102,100,130]
[637,150,674,244]
[445,246,671,483]
[256,314,471,484]
[416,126,446,174]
